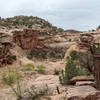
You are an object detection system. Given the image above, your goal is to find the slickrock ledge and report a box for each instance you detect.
[67,86,100,100]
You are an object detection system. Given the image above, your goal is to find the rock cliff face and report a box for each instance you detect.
[13,29,66,59]
[0,32,14,67]
[13,29,42,51]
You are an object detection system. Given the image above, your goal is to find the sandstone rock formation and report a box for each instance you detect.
[76,81,95,87]
[67,86,100,100]
[70,76,94,84]
[0,32,14,67]
[13,29,41,51]
[13,29,66,59]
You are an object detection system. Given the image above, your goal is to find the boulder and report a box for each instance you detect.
[67,86,100,100]
[76,81,95,87]
[70,76,94,84]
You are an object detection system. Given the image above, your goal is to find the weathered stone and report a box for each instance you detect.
[19,57,34,66]
[13,29,66,59]
[33,75,59,87]
[76,81,95,87]
[67,86,100,100]
[70,76,94,84]
[0,32,14,67]
[13,29,41,51]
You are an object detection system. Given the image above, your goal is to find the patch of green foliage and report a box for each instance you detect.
[2,67,22,85]
[59,58,79,84]
[70,50,83,60]
[54,68,61,75]
[51,58,57,62]
[2,67,23,100]
[59,51,89,85]
[24,63,34,71]
[37,65,46,74]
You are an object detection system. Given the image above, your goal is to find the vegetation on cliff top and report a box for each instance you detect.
[0,16,64,35]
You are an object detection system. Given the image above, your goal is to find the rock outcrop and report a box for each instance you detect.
[70,76,94,84]
[13,29,66,59]
[0,32,14,67]
[67,86,100,100]
[13,29,41,51]
[76,81,95,87]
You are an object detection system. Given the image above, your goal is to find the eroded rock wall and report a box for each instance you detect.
[0,32,14,67]
[13,29,66,59]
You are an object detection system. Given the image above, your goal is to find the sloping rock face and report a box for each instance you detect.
[0,32,14,67]
[67,86,100,100]
[13,29,66,59]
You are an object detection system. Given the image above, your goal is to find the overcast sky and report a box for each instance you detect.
[0,0,100,31]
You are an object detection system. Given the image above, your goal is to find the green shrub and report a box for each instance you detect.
[51,58,57,62]
[59,58,78,84]
[23,85,50,100]
[37,65,46,74]
[70,50,83,60]
[59,58,89,85]
[2,67,22,85]
[77,67,89,76]
[41,52,47,59]
[54,68,60,75]
[24,63,34,71]
[2,67,25,100]
[50,52,55,58]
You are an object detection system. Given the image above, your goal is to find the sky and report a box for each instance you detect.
[0,0,100,31]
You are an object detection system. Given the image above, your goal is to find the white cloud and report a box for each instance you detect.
[0,0,100,31]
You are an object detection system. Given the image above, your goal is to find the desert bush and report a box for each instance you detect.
[70,50,83,60]
[41,52,47,59]
[50,51,56,58]
[77,67,89,76]
[59,58,78,84]
[24,63,34,71]
[51,58,57,62]
[2,67,22,85]
[2,68,50,100]
[2,67,23,100]
[59,58,89,85]
[23,85,50,100]
[37,65,46,74]
[54,68,61,75]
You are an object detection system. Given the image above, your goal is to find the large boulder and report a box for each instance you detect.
[67,86,100,100]
[70,76,94,84]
